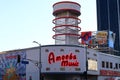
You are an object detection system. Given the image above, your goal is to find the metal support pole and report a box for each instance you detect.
[85,45,88,80]
[33,41,41,80]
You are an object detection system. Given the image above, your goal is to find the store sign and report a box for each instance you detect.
[88,59,98,71]
[48,52,79,67]
[96,31,108,45]
[81,31,92,45]
[100,70,120,76]
[5,55,17,59]
[108,31,115,48]
[96,31,107,38]
[104,78,115,80]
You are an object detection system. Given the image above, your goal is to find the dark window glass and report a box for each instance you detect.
[116,63,118,69]
[110,62,112,69]
[106,62,109,68]
[119,64,120,69]
[102,61,105,68]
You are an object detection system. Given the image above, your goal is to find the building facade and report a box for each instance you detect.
[0,1,120,80]
[0,45,120,80]
[96,0,120,52]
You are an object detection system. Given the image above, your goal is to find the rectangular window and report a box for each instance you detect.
[102,61,105,68]
[115,63,118,69]
[119,64,120,69]
[110,62,112,69]
[106,62,109,68]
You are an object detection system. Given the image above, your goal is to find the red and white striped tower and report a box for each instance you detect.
[52,1,81,45]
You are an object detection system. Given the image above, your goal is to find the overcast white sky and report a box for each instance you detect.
[0,0,97,51]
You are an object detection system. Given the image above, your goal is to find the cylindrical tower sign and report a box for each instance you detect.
[52,1,81,45]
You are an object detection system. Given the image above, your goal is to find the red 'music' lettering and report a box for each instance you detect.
[48,52,79,67]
